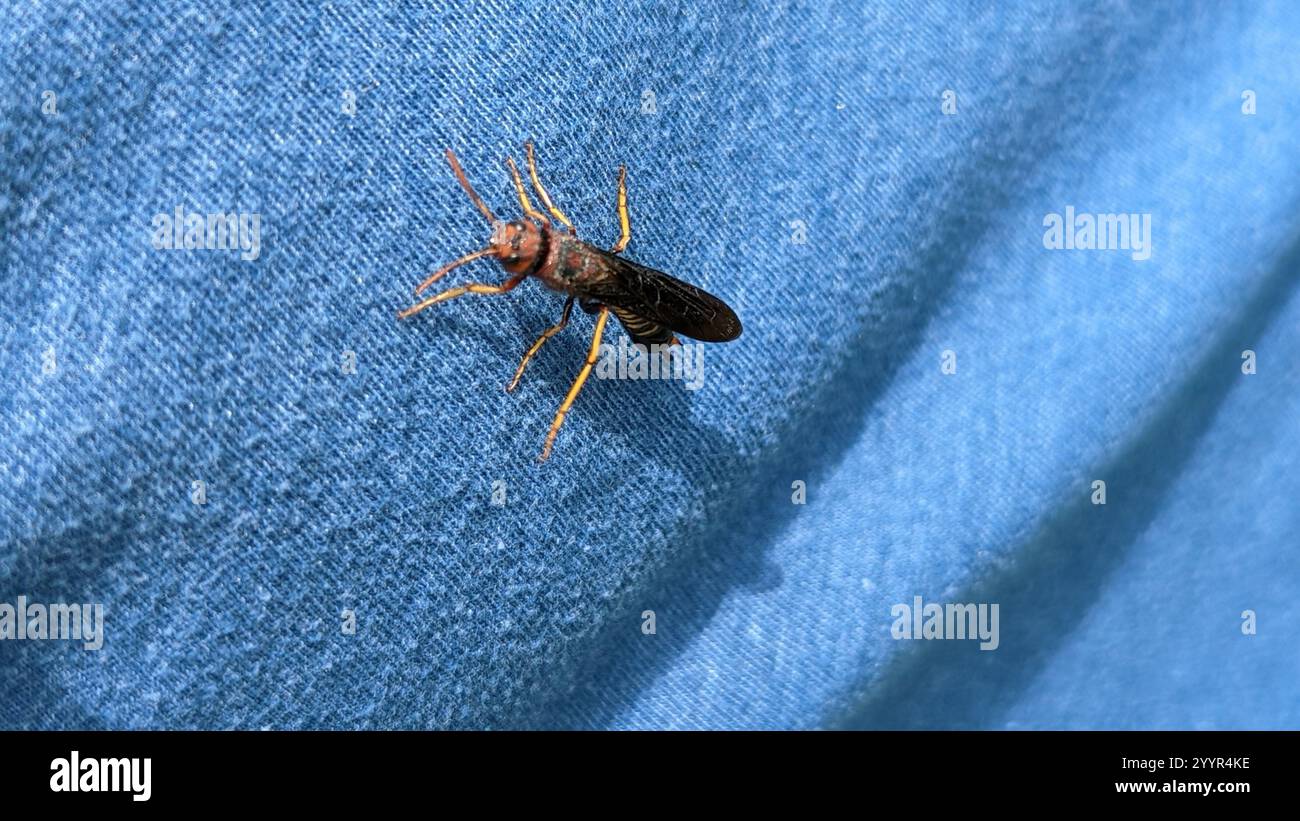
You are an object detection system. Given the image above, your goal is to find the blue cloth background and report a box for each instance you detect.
[2,1,1297,729]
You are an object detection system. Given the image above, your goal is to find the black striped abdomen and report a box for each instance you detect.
[609,305,675,346]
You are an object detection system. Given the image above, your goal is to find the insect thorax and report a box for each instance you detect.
[535,232,598,293]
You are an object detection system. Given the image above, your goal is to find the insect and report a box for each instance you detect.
[397,141,742,461]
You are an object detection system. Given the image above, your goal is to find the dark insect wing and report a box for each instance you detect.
[584,250,742,342]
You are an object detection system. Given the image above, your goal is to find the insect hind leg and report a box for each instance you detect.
[540,306,609,461]
[610,165,630,253]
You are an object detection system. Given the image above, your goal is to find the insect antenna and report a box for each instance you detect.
[445,148,497,224]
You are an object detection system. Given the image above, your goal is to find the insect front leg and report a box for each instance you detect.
[610,165,631,253]
[525,141,576,234]
[506,296,574,393]
[505,157,551,225]
[412,247,493,295]
[396,274,526,320]
[540,305,610,461]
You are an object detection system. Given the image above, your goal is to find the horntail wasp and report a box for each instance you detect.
[398,142,741,461]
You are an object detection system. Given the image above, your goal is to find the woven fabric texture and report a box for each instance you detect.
[2,1,1297,728]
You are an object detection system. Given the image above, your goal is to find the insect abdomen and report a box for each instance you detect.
[610,306,675,346]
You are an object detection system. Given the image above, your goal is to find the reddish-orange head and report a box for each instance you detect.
[490,219,544,275]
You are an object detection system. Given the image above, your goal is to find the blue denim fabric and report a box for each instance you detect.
[2,1,1297,728]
